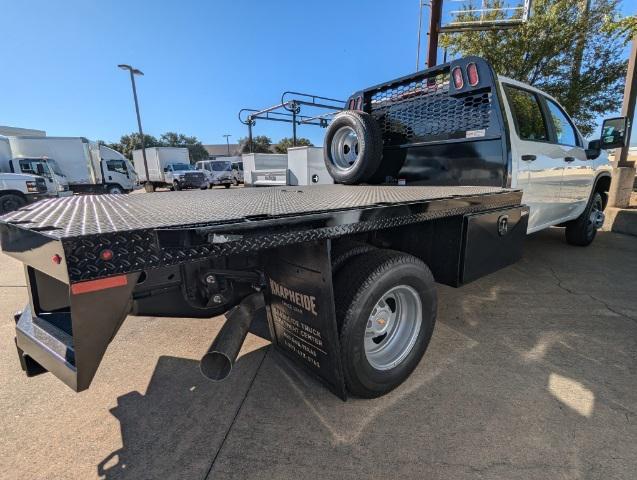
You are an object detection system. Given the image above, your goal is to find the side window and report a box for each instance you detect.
[546,99,580,147]
[503,85,549,142]
[19,160,37,175]
[106,159,127,174]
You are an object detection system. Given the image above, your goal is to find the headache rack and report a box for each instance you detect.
[347,56,506,147]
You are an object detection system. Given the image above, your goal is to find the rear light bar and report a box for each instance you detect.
[466,63,479,87]
[452,66,464,89]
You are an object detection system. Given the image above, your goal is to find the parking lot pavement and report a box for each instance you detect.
[1,228,636,480]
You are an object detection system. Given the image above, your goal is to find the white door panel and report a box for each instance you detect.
[518,141,565,230]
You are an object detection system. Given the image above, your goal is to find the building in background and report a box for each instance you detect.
[0,126,46,137]
[204,144,242,159]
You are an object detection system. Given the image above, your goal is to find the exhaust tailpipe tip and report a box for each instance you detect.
[199,292,264,383]
[200,351,233,382]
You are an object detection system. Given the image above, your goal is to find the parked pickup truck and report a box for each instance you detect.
[195,159,236,188]
[0,172,49,214]
[325,56,622,246]
[0,57,625,401]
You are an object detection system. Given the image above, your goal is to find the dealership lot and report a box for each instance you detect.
[0,228,636,480]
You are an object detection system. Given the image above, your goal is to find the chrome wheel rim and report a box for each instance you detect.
[588,196,604,234]
[330,126,360,171]
[364,285,422,370]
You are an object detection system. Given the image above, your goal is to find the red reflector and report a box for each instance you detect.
[100,249,114,261]
[466,63,479,86]
[51,254,62,265]
[452,67,464,89]
[71,275,128,295]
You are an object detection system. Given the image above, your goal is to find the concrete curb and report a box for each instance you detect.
[602,206,637,237]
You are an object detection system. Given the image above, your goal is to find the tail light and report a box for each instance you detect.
[466,63,479,86]
[355,96,363,110]
[452,66,464,89]
[348,99,356,110]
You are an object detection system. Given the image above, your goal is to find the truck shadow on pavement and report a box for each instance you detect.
[97,350,268,480]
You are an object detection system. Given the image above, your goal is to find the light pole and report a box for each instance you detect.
[118,64,152,192]
[223,134,232,156]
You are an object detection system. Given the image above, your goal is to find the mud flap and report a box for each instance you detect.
[263,239,347,400]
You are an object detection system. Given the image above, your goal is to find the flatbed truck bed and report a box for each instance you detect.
[0,185,528,398]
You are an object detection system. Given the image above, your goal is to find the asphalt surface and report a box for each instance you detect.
[0,228,636,480]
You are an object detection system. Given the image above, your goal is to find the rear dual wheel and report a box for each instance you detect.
[334,249,437,398]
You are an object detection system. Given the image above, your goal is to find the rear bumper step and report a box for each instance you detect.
[15,305,78,390]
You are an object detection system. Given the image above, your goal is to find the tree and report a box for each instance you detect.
[238,135,273,153]
[105,132,208,163]
[159,132,209,163]
[274,137,313,153]
[440,0,634,136]
[111,133,161,160]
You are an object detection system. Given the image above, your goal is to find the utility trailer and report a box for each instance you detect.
[0,185,527,398]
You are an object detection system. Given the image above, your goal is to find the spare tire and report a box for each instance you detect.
[324,111,383,184]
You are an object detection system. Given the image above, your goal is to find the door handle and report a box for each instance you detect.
[564,156,576,162]
[521,155,536,162]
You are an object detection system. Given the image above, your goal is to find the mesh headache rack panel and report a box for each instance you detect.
[363,59,498,146]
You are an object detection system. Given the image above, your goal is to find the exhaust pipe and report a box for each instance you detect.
[200,293,264,381]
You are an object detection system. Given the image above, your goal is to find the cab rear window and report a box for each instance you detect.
[503,85,548,142]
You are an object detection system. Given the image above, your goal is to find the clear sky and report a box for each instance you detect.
[1,0,635,146]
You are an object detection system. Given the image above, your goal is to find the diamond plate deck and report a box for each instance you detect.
[0,185,522,282]
[1,185,511,239]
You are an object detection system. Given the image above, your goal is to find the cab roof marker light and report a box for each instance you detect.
[466,63,479,87]
[452,66,464,89]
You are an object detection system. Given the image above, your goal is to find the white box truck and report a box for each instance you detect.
[7,136,135,194]
[287,147,333,186]
[133,147,207,191]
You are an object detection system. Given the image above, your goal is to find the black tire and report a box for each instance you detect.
[324,111,383,184]
[565,191,604,246]
[0,194,26,214]
[334,249,437,398]
[224,184,231,189]
[107,185,123,194]
[173,181,181,191]
[331,239,376,275]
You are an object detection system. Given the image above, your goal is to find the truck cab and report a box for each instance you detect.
[327,56,618,246]
[195,159,235,188]
[164,163,208,190]
[9,157,71,197]
[0,172,49,213]
[96,145,137,194]
[498,77,611,233]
